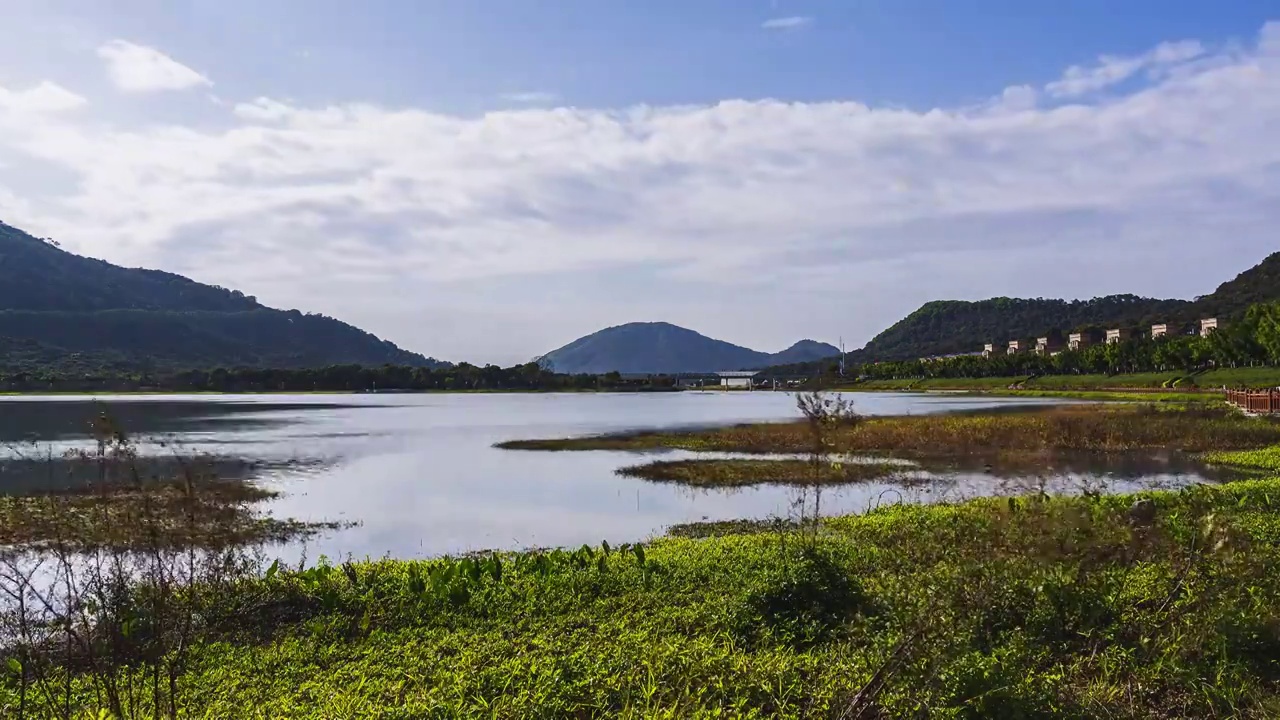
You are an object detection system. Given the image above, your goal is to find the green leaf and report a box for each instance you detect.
[7,657,21,675]
[264,559,280,581]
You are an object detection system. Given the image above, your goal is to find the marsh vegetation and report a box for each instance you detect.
[500,402,1280,458]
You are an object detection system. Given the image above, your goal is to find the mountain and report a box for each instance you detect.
[782,251,1280,371]
[1195,251,1280,319]
[0,220,446,371]
[850,294,1195,363]
[538,322,838,374]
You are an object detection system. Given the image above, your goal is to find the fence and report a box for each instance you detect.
[1226,389,1280,414]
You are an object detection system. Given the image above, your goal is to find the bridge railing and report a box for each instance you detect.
[1226,389,1280,414]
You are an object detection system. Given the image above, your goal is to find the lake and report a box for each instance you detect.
[0,392,1230,559]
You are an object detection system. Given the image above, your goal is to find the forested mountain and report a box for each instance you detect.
[1196,252,1280,320]
[852,294,1195,363]
[0,220,444,371]
[766,251,1280,374]
[538,322,838,374]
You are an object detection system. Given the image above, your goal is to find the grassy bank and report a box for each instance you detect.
[500,404,1280,457]
[8,479,1280,716]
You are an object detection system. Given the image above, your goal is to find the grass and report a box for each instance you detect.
[617,458,907,487]
[1197,366,1280,389]
[9,479,1280,716]
[500,404,1280,457]
[1028,372,1191,389]
[985,389,1218,403]
[850,376,1032,391]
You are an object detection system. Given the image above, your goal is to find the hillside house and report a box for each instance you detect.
[1068,332,1093,351]
[1106,328,1131,345]
[1151,323,1169,338]
[1007,340,1024,355]
[1201,318,1219,336]
[1035,336,1063,355]
[982,343,996,358]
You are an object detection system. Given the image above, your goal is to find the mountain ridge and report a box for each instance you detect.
[538,321,838,374]
[0,220,446,372]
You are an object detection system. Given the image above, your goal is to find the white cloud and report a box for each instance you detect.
[96,40,211,93]
[1,23,1279,362]
[233,97,295,122]
[0,81,86,114]
[761,16,812,30]
[499,91,560,104]
[1046,39,1205,98]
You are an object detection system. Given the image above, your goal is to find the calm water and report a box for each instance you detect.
[0,392,1228,559]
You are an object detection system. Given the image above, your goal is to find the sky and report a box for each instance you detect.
[1,1,1279,365]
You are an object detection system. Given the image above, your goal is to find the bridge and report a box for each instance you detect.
[1226,389,1280,415]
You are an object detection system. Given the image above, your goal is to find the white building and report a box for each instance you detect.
[1201,318,1219,336]
[716,371,757,389]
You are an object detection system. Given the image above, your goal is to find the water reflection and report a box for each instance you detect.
[0,392,1226,559]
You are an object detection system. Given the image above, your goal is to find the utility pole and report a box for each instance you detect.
[838,337,846,378]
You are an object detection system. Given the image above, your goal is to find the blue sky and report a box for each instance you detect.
[1,1,1279,363]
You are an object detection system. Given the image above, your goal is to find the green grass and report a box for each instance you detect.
[1197,367,1280,389]
[617,458,906,487]
[992,389,1219,404]
[1026,372,1189,389]
[500,404,1280,456]
[849,376,1030,391]
[10,480,1280,717]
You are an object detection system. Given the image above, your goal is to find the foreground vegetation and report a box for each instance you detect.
[500,404,1280,457]
[8,478,1280,717]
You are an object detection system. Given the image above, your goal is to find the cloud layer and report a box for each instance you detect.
[0,23,1279,362]
[97,40,211,93]
[761,16,812,30]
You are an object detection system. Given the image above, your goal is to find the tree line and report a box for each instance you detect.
[0,362,684,393]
